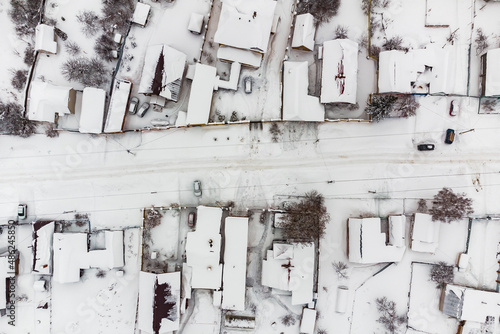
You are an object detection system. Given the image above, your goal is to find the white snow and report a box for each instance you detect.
[291,13,315,51]
[388,215,406,247]
[411,213,440,253]
[79,87,106,134]
[35,24,57,54]
[132,2,151,27]
[214,0,277,54]
[87,230,124,269]
[32,221,54,275]
[27,81,74,123]
[321,39,358,104]
[299,308,317,334]
[221,216,248,311]
[283,61,325,121]
[105,79,131,133]
[485,48,500,97]
[52,233,89,284]
[217,45,263,68]
[186,63,216,125]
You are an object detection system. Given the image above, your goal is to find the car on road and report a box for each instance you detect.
[449,100,459,116]
[244,77,252,94]
[417,144,435,151]
[188,212,196,228]
[193,180,202,197]
[18,204,27,220]
[137,102,150,118]
[128,97,139,114]
[445,129,455,144]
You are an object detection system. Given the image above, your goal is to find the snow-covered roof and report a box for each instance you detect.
[217,45,263,68]
[79,87,106,134]
[299,308,317,334]
[222,217,248,311]
[378,46,468,95]
[388,215,406,247]
[27,81,74,123]
[273,212,287,228]
[35,24,57,54]
[348,217,406,264]
[411,213,440,253]
[186,63,216,126]
[485,48,500,97]
[262,242,315,305]
[283,61,325,121]
[132,2,151,26]
[53,233,89,284]
[104,79,131,133]
[138,45,187,102]
[273,243,294,260]
[292,14,316,51]
[321,39,359,104]
[32,221,55,275]
[88,230,124,269]
[185,206,223,289]
[214,0,277,53]
[188,13,204,34]
[138,271,181,334]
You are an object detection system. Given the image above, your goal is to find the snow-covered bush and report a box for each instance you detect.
[101,0,135,34]
[393,95,419,117]
[76,10,101,37]
[281,191,329,241]
[9,0,43,37]
[365,95,397,122]
[383,36,407,52]
[144,208,163,229]
[61,57,107,87]
[332,261,349,279]
[475,28,489,55]
[334,25,349,40]
[65,41,81,56]
[429,187,473,223]
[280,314,296,326]
[430,262,454,289]
[417,199,428,213]
[0,101,36,137]
[45,123,59,138]
[297,0,341,24]
[11,69,28,91]
[376,297,407,334]
[24,44,35,66]
[94,34,116,62]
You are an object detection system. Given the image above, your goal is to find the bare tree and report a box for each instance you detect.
[61,57,107,87]
[297,0,341,25]
[417,199,428,213]
[9,0,43,37]
[76,10,100,37]
[65,41,81,56]
[281,191,330,241]
[332,261,349,279]
[430,262,454,289]
[365,95,397,122]
[394,95,419,118]
[334,25,349,39]
[383,36,407,51]
[429,187,473,223]
[0,100,36,137]
[144,208,163,229]
[280,314,296,326]
[11,69,28,91]
[376,297,407,334]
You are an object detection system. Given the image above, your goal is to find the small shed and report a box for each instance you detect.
[186,63,216,126]
[481,48,500,97]
[188,13,204,34]
[132,2,151,27]
[52,233,89,284]
[104,79,131,133]
[35,24,57,54]
[411,213,440,253]
[299,308,317,334]
[292,14,316,51]
[79,87,106,134]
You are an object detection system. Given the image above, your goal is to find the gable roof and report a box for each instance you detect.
[27,81,74,123]
[35,24,57,54]
[292,13,316,51]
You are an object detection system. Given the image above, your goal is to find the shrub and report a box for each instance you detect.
[365,95,397,122]
[24,44,35,66]
[65,41,81,56]
[0,101,36,137]
[9,0,43,37]
[383,36,406,51]
[281,191,329,241]
[334,25,349,40]
[429,187,473,223]
[297,0,341,24]
[430,262,454,289]
[394,95,419,118]
[332,261,349,279]
[45,123,59,138]
[11,69,28,91]
[144,208,163,229]
[76,10,100,37]
[61,57,107,87]
[417,199,428,213]
[280,314,296,326]
[376,297,406,334]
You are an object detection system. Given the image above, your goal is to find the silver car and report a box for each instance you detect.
[18,204,27,220]
[193,180,202,197]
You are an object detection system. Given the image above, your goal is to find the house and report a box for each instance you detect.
[441,284,500,332]
[32,221,55,275]
[79,87,106,134]
[52,233,89,284]
[185,206,223,289]
[35,24,57,54]
[27,81,76,123]
[214,0,277,67]
[138,45,187,102]
[292,14,316,51]
[222,217,248,311]
[321,39,359,104]
[378,46,468,95]
[104,79,131,133]
[480,48,500,97]
[411,213,440,253]
[262,242,315,305]
[138,271,181,334]
[186,63,217,126]
[282,61,325,122]
[348,217,406,264]
[87,230,124,270]
[132,2,151,27]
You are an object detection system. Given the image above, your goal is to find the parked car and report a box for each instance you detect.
[449,100,459,116]
[188,212,196,228]
[137,102,150,118]
[244,77,252,94]
[128,97,139,114]
[18,204,27,220]
[193,180,202,197]
[445,129,455,144]
[150,119,170,127]
[417,144,435,151]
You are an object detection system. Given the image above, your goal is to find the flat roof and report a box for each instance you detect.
[35,24,57,54]
[104,80,131,133]
[321,39,358,104]
[79,87,106,134]
[411,213,440,253]
[53,233,89,284]
[222,217,249,311]
[186,64,216,125]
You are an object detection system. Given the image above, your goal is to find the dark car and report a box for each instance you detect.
[188,212,196,228]
[417,144,435,151]
[445,129,455,144]
[449,100,459,116]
